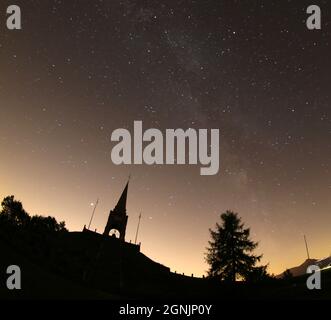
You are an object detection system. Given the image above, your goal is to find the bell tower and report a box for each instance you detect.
[103,180,129,241]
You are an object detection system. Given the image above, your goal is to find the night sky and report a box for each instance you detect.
[0,0,330,276]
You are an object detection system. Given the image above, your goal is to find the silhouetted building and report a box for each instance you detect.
[82,179,141,251]
[103,180,129,241]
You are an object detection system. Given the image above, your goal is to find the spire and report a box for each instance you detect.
[114,179,129,213]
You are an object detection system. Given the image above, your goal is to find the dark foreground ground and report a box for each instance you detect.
[0,232,330,300]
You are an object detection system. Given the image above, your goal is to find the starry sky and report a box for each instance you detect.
[0,0,330,276]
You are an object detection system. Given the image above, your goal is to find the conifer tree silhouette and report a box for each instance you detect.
[206,210,263,282]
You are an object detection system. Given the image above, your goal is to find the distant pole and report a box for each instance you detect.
[304,235,310,260]
[134,212,142,245]
[88,198,99,230]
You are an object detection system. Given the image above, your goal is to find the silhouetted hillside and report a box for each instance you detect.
[0,239,114,299]
[278,259,318,278]
[2,230,331,299]
[1,195,331,299]
[278,257,331,278]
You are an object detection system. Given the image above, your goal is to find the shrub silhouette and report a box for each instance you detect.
[0,195,67,260]
[1,195,30,227]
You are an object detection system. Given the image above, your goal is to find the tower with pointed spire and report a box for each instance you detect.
[103,180,129,241]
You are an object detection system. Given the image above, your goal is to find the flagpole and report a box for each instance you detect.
[304,234,310,260]
[88,198,99,230]
[134,212,142,244]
